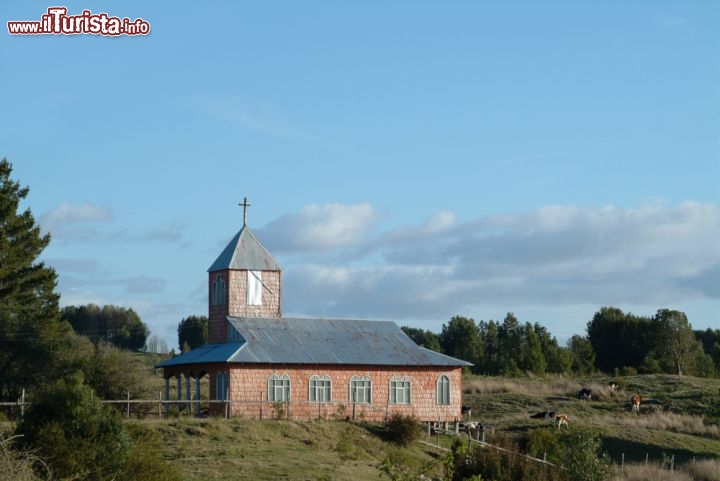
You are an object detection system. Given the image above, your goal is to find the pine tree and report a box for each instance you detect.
[0,158,68,400]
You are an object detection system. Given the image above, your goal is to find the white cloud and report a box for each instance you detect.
[260,203,386,252]
[40,202,112,234]
[278,201,720,327]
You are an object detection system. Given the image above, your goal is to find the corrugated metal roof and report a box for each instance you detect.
[229,317,470,366]
[207,225,281,272]
[157,317,471,368]
[156,343,244,367]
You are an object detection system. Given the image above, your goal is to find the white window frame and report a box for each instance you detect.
[268,373,290,403]
[349,375,372,404]
[436,375,450,405]
[390,376,412,404]
[308,374,332,403]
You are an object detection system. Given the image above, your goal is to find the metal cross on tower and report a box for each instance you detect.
[239,197,251,226]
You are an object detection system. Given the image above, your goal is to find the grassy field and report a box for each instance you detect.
[123,373,720,480]
[462,374,720,465]
[4,371,719,480]
[134,417,447,481]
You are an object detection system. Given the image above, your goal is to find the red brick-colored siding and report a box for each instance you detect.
[208,270,282,343]
[203,364,463,422]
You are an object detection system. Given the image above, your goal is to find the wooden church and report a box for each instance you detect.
[158,201,470,422]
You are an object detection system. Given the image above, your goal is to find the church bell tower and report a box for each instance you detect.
[207,198,282,343]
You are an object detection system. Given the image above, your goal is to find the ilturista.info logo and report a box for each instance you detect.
[8,7,150,36]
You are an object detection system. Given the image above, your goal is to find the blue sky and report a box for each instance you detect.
[2,1,718,350]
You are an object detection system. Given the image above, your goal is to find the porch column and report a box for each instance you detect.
[176,374,182,402]
[164,377,170,414]
[195,376,201,416]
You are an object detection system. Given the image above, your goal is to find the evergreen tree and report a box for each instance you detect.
[498,312,523,376]
[401,326,441,352]
[520,322,546,375]
[177,315,208,350]
[568,335,595,375]
[62,304,149,350]
[0,159,69,400]
[439,315,482,369]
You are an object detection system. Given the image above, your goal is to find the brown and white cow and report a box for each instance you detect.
[631,394,642,414]
[555,414,569,428]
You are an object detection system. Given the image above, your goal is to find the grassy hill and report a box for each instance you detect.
[126,373,720,480]
[4,371,718,480]
[461,374,720,465]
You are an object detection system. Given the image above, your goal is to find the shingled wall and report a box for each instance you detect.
[207,364,464,422]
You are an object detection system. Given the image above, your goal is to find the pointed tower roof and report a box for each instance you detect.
[208,225,281,272]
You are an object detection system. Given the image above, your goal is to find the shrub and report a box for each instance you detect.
[385,414,422,446]
[526,428,563,465]
[563,432,611,481]
[15,374,130,481]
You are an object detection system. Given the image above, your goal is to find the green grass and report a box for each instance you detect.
[5,372,719,480]
[138,417,447,481]
[462,374,720,466]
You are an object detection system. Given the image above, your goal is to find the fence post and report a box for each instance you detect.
[621,453,624,472]
[126,391,130,418]
[20,388,25,418]
[158,391,162,419]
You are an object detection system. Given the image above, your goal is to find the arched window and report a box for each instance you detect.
[211,274,227,306]
[349,375,372,404]
[268,373,290,402]
[216,371,229,400]
[390,376,411,404]
[309,375,331,403]
[436,375,450,405]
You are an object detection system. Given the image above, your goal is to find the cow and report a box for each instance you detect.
[608,381,619,391]
[555,414,569,429]
[461,405,472,420]
[578,388,592,401]
[631,394,642,414]
[530,410,555,419]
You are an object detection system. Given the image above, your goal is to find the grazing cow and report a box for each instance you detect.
[578,388,592,401]
[631,394,642,414]
[530,410,555,419]
[555,414,569,429]
[608,381,619,391]
[461,405,472,419]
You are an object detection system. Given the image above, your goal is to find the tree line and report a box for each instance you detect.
[402,308,720,378]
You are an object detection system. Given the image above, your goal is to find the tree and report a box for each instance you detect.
[568,335,595,376]
[0,159,70,400]
[535,323,571,375]
[16,374,131,481]
[477,319,501,375]
[653,309,696,376]
[497,313,523,376]
[520,322,546,375]
[563,432,611,481]
[586,307,653,373]
[439,316,482,369]
[401,326,441,352]
[62,304,149,351]
[177,315,208,350]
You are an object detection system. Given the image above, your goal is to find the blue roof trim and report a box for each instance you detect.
[156,343,244,367]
